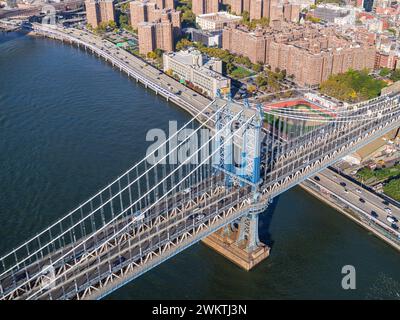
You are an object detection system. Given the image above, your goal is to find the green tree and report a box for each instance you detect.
[384,179,400,201]
[226,62,235,74]
[176,38,193,51]
[154,48,164,58]
[108,20,117,30]
[379,67,391,77]
[255,74,268,87]
[182,10,196,26]
[119,14,129,28]
[320,69,387,102]
[147,51,158,60]
[390,69,400,82]
[252,63,263,73]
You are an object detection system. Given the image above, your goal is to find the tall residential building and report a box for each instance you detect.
[85,0,115,28]
[86,0,99,27]
[231,0,295,22]
[223,23,376,86]
[138,21,174,55]
[99,0,115,22]
[192,0,220,16]
[153,0,175,9]
[283,3,300,23]
[250,0,263,20]
[130,0,181,35]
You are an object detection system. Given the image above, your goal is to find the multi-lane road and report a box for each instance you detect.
[0,172,251,300]
[309,169,400,237]
[0,0,84,19]
[63,27,212,112]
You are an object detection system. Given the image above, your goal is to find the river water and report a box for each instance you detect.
[1,31,400,300]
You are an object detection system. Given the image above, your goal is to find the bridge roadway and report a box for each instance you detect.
[0,171,252,299]
[46,187,252,300]
[8,90,400,299]
[0,0,84,19]
[261,94,400,189]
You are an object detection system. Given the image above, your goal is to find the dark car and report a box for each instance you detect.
[370,210,379,218]
[359,198,366,203]
[14,270,28,283]
[382,200,390,206]
[314,176,320,181]
[340,182,346,187]
[391,223,399,230]
[112,256,127,268]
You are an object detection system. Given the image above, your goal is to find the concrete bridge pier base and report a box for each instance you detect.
[202,204,270,271]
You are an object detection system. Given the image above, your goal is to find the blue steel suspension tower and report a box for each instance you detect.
[212,94,269,258]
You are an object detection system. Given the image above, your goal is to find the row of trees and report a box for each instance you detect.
[175,38,264,76]
[255,68,286,92]
[87,20,117,34]
[320,69,387,102]
[240,11,270,30]
[176,0,196,27]
[379,68,400,82]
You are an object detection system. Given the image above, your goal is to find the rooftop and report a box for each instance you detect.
[197,11,242,23]
[165,48,228,81]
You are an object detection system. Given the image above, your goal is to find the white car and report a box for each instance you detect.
[356,189,362,194]
[384,207,392,214]
[387,216,396,223]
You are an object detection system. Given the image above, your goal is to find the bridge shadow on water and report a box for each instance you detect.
[258,195,281,251]
[0,30,29,45]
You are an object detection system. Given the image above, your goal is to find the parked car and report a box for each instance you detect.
[391,223,399,230]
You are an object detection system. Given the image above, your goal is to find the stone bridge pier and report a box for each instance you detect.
[202,201,270,271]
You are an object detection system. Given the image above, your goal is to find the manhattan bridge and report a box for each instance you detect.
[0,90,399,300]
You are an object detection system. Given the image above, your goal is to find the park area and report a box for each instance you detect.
[357,164,400,201]
[264,99,334,139]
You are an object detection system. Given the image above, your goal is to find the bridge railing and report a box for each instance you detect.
[2,106,256,300]
[261,94,400,196]
[0,98,221,290]
[262,94,400,185]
